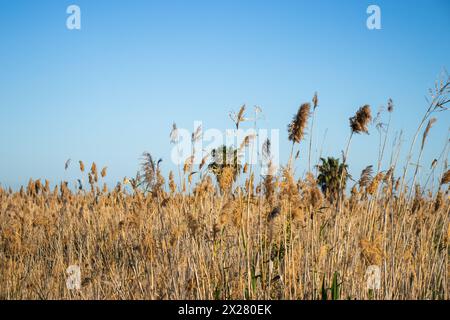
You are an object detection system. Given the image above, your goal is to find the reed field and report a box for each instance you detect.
[0,74,449,300]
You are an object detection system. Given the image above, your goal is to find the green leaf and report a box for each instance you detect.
[321,276,328,300]
[331,272,340,300]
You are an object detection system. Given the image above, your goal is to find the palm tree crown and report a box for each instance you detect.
[317,157,350,202]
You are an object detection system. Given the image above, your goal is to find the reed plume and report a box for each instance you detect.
[387,98,394,113]
[230,105,246,129]
[360,235,383,265]
[91,162,98,183]
[288,103,311,168]
[218,166,234,195]
[422,118,437,149]
[350,105,372,134]
[239,134,255,152]
[288,103,311,143]
[183,155,194,175]
[170,123,179,144]
[101,167,108,178]
[65,159,71,170]
[199,154,209,171]
[441,169,450,185]
[169,171,177,194]
[79,161,85,173]
[359,165,373,189]
[367,172,384,195]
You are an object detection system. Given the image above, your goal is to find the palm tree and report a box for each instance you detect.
[208,145,242,183]
[317,157,350,203]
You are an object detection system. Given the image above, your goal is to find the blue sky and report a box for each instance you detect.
[0,0,449,189]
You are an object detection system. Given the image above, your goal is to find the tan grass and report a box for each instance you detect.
[0,80,449,300]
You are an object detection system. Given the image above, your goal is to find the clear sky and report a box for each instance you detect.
[0,0,449,189]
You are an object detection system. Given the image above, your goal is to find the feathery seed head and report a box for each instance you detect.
[79,161,85,173]
[312,92,319,109]
[288,103,311,144]
[350,105,372,134]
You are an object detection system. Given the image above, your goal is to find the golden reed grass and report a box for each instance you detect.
[0,78,449,300]
[1,165,446,300]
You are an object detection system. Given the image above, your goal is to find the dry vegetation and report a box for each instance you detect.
[0,73,449,300]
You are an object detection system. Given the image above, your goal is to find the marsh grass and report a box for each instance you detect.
[0,74,449,300]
